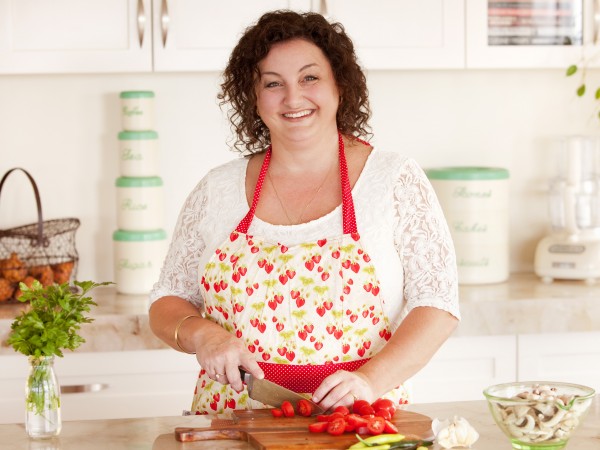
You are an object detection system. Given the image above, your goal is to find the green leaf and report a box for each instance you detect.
[577,84,586,97]
[566,65,578,76]
[595,88,600,100]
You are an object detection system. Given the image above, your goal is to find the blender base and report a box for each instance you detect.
[534,233,600,284]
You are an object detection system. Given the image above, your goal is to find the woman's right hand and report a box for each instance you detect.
[193,319,264,392]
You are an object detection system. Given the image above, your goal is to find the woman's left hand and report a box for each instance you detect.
[311,370,375,411]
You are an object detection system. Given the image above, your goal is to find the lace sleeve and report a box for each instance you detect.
[393,158,460,319]
[149,177,208,308]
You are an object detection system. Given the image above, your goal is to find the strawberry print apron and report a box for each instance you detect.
[191,133,408,414]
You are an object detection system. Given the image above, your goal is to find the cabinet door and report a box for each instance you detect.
[518,332,600,391]
[321,0,464,69]
[408,335,517,403]
[0,0,152,74]
[0,350,200,424]
[152,0,311,72]
[466,0,598,68]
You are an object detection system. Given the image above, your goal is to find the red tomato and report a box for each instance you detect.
[271,408,283,418]
[359,405,376,416]
[352,399,370,414]
[281,400,295,418]
[366,416,386,435]
[384,419,399,434]
[316,414,331,422]
[297,399,314,417]
[334,405,350,416]
[375,409,392,421]
[327,418,346,436]
[344,421,356,432]
[372,398,397,415]
[308,422,329,433]
[345,413,369,428]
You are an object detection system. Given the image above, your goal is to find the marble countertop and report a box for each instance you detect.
[1,272,600,355]
[1,397,599,449]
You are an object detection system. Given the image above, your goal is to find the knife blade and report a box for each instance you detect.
[239,368,326,415]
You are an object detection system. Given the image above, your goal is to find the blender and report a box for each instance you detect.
[534,136,600,284]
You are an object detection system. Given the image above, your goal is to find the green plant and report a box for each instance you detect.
[7,280,111,357]
[566,62,600,116]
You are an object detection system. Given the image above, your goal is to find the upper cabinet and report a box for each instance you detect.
[322,0,465,70]
[466,0,596,68]
[0,0,152,74]
[152,0,311,72]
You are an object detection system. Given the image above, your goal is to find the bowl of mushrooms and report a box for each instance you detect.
[483,381,595,450]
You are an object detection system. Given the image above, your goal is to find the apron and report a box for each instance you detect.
[191,132,408,414]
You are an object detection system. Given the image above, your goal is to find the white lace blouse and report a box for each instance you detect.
[149,148,460,330]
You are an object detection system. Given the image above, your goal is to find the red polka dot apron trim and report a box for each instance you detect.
[191,131,407,414]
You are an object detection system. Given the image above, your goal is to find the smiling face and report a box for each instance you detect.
[255,38,340,145]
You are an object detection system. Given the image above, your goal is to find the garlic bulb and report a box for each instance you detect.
[432,416,479,449]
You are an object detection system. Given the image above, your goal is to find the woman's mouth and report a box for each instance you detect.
[282,110,314,119]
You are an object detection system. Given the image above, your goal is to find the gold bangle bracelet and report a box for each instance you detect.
[174,315,201,354]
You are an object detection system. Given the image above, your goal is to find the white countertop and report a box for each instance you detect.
[1,272,599,355]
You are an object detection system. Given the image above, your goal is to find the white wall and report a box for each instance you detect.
[1,68,599,283]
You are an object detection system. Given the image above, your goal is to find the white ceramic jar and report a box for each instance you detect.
[120,91,155,131]
[426,167,510,285]
[115,176,164,231]
[113,229,167,294]
[118,130,159,177]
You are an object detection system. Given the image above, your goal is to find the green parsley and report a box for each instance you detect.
[7,280,111,357]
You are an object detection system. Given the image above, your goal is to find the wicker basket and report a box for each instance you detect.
[0,168,80,303]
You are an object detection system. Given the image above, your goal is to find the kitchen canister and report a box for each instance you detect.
[116,176,164,230]
[120,91,155,131]
[426,167,510,284]
[113,229,167,294]
[118,130,159,177]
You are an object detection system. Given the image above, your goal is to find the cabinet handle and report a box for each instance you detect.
[60,383,109,394]
[161,0,170,47]
[319,0,328,15]
[136,0,146,47]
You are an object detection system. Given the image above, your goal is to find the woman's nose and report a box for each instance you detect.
[283,85,303,107]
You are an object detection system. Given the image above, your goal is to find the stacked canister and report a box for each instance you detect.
[113,91,167,294]
[426,167,510,285]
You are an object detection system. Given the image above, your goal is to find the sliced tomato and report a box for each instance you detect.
[372,398,397,416]
[316,414,331,422]
[271,408,283,418]
[281,400,295,418]
[334,405,350,416]
[327,418,346,436]
[308,421,329,433]
[344,420,356,432]
[345,413,369,428]
[297,399,314,417]
[366,416,386,435]
[352,399,370,414]
[384,419,399,434]
[375,409,392,421]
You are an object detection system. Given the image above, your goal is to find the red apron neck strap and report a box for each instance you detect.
[235,147,271,234]
[235,132,358,234]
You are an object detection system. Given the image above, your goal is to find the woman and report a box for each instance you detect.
[149,10,459,415]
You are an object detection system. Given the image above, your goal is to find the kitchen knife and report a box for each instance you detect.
[239,368,326,415]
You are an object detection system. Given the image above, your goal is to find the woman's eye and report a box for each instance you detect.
[265,81,281,88]
[303,75,318,82]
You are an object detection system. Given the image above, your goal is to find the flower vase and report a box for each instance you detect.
[25,356,62,439]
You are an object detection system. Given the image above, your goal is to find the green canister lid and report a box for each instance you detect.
[118,130,158,140]
[120,91,155,99]
[425,167,509,180]
[113,229,167,241]
[116,176,163,187]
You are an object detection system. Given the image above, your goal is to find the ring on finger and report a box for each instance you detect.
[215,373,223,380]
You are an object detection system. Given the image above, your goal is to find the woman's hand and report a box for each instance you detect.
[193,321,264,392]
[311,370,376,411]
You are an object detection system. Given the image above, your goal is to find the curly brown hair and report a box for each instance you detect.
[218,10,371,154]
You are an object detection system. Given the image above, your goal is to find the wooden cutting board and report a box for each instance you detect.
[175,409,432,449]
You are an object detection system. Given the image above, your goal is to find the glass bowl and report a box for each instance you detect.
[483,381,595,450]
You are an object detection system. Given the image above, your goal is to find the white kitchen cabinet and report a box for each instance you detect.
[0,349,200,424]
[0,0,152,74]
[518,331,600,392]
[466,0,600,68]
[409,335,517,403]
[321,0,465,69]
[152,0,311,72]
